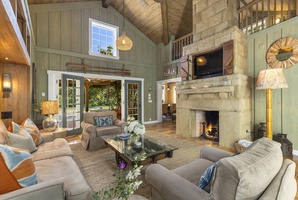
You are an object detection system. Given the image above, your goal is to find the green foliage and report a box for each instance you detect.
[89,85,119,110]
[92,153,146,200]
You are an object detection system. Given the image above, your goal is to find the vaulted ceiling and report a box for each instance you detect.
[27,0,193,45]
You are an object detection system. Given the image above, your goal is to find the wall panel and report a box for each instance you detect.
[248,17,298,149]
[0,63,30,127]
[29,1,158,122]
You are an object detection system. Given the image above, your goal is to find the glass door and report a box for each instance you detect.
[124,80,142,122]
[62,74,84,136]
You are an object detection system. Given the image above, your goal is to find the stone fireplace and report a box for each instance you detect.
[176,0,252,150]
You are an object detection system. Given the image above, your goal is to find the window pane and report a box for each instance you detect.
[107,37,113,43]
[107,30,113,37]
[92,26,100,33]
[100,29,107,35]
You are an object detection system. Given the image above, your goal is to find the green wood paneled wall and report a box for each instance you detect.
[248,17,298,149]
[29,1,158,122]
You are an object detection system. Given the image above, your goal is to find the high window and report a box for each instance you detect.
[89,18,119,59]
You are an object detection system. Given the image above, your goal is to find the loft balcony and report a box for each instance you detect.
[172,0,298,61]
[0,0,32,65]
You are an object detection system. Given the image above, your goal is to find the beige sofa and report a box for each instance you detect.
[145,137,297,200]
[81,111,126,151]
[0,121,91,200]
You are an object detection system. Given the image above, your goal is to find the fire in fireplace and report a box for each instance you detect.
[200,111,219,142]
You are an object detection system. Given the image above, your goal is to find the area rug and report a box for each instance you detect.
[70,131,202,199]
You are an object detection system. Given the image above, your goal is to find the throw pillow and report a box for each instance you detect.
[3,129,38,153]
[0,144,37,194]
[198,162,217,192]
[9,120,42,146]
[94,116,113,127]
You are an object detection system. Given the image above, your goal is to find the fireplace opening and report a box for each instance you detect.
[199,111,219,142]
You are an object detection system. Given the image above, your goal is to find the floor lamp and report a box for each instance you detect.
[256,68,288,139]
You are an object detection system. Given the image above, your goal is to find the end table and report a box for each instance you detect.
[40,128,68,142]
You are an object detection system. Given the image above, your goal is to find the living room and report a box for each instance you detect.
[0,0,298,199]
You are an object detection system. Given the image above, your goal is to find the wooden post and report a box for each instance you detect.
[266,89,273,139]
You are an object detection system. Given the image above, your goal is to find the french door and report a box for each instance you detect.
[61,74,84,136]
[124,80,142,122]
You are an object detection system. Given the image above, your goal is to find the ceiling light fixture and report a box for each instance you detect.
[116,0,133,51]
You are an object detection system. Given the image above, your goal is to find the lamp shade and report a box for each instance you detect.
[116,32,133,51]
[41,101,58,115]
[256,68,288,90]
[2,73,12,91]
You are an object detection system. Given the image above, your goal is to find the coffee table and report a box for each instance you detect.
[102,135,178,167]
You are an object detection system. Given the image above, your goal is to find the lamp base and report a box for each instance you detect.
[42,114,57,132]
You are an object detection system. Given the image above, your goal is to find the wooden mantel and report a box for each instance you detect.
[0,0,31,65]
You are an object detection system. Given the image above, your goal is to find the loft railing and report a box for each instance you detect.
[238,0,298,35]
[172,33,193,61]
[172,1,298,61]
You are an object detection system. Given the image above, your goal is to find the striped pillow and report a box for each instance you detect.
[0,144,37,194]
[8,119,42,146]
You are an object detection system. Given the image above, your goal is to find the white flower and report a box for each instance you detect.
[127,121,138,133]
[134,123,145,135]
[133,181,142,190]
[126,170,133,180]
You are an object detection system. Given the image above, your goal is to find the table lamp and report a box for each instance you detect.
[41,100,58,131]
[256,68,288,139]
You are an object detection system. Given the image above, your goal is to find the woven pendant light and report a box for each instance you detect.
[116,32,133,50]
[116,0,133,51]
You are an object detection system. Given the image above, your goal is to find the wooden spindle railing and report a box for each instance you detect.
[172,33,193,61]
[238,0,298,35]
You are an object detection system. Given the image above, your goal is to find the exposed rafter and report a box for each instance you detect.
[102,0,115,8]
[161,0,169,45]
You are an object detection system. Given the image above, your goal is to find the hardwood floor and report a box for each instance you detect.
[66,121,298,199]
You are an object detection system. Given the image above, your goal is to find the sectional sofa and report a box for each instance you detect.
[0,119,91,200]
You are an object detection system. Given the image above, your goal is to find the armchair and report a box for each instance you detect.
[145,137,297,200]
[81,111,126,151]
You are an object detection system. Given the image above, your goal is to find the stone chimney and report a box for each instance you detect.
[193,0,239,42]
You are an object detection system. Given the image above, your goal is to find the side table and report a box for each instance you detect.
[39,128,68,142]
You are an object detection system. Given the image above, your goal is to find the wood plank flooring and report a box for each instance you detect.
[66,121,298,199]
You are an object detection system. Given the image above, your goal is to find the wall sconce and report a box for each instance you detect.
[148,86,152,92]
[167,85,170,90]
[2,73,12,91]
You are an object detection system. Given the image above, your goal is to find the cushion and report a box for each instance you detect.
[198,162,217,192]
[94,115,113,127]
[211,137,283,200]
[21,118,42,146]
[84,111,117,125]
[0,120,8,144]
[3,129,38,153]
[0,144,37,194]
[9,120,42,146]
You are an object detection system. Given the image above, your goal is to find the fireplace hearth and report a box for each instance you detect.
[200,111,219,142]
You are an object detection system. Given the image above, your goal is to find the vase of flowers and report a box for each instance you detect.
[92,153,146,200]
[124,116,145,146]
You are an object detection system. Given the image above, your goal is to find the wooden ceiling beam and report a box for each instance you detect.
[161,0,169,45]
[102,0,115,8]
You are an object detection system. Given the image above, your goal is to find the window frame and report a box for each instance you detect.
[89,18,120,60]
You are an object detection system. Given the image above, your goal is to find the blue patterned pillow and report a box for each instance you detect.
[94,116,113,127]
[0,144,37,193]
[198,162,217,191]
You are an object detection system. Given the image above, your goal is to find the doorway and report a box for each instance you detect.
[61,74,84,136]
[47,71,144,133]
[156,77,181,123]
[124,80,142,122]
